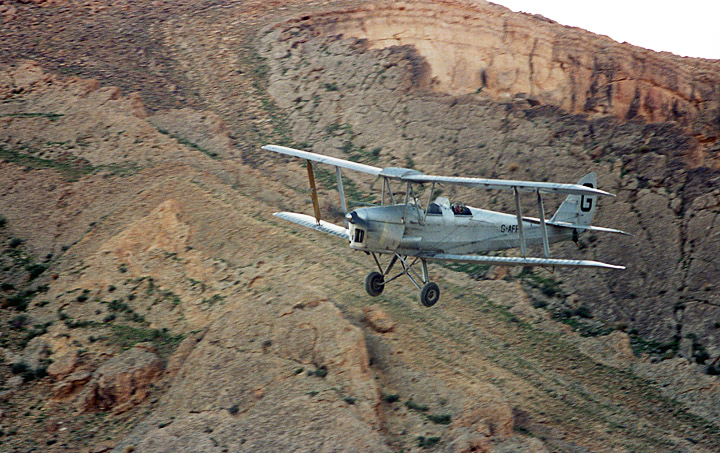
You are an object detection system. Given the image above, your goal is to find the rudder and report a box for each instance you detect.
[550,173,597,226]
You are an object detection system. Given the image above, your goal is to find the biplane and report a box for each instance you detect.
[263,144,629,307]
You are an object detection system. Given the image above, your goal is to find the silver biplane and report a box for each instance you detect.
[263,144,628,307]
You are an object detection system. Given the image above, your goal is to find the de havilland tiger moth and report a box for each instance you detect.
[263,144,629,307]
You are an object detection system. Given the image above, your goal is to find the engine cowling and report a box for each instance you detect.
[346,208,405,253]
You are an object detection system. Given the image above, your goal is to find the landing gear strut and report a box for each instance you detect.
[364,252,440,307]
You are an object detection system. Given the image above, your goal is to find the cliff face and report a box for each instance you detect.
[297,1,720,166]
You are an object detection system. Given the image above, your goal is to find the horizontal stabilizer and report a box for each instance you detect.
[548,221,633,236]
[423,253,625,270]
[522,217,632,236]
[274,212,350,241]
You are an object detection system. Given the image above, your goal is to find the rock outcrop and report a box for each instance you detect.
[115,299,388,451]
[291,1,720,160]
[77,343,163,413]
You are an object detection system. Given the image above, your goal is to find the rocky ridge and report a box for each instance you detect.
[292,1,720,166]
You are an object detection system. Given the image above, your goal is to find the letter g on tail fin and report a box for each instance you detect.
[550,172,597,226]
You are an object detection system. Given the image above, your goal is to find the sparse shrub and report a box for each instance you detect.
[11,361,29,375]
[228,404,239,415]
[10,314,28,329]
[427,414,452,425]
[7,290,35,311]
[343,397,356,405]
[294,368,304,375]
[382,393,400,403]
[307,365,328,378]
[130,312,146,324]
[26,263,47,280]
[417,436,441,448]
[65,319,91,329]
[404,400,429,412]
[9,238,23,248]
[108,285,116,292]
[573,306,592,319]
[0,214,6,228]
[1,282,14,291]
[108,299,131,312]
[34,366,48,379]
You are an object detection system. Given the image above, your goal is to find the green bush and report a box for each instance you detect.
[10,314,28,329]
[26,263,47,280]
[426,414,452,425]
[307,366,328,378]
[382,393,400,403]
[417,436,440,448]
[404,400,429,412]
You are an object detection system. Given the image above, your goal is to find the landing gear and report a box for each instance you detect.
[419,282,440,307]
[367,252,440,307]
[365,271,384,297]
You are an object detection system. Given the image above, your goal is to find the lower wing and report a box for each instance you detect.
[422,253,625,270]
[274,212,350,241]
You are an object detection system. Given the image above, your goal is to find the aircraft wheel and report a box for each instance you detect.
[420,282,440,307]
[365,271,384,297]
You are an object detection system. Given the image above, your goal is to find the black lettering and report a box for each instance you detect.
[580,183,594,213]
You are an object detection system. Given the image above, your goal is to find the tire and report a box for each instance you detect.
[365,271,384,297]
[419,282,440,307]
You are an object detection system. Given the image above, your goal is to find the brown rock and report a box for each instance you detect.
[451,383,514,439]
[77,343,163,413]
[48,350,80,381]
[52,370,92,399]
[363,306,395,333]
[488,266,508,280]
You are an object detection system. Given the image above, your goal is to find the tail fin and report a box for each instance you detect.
[550,173,597,226]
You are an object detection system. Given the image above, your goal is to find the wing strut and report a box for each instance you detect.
[306,160,321,224]
[536,190,550,258]
[513,187,527,258]
[335,166,348,226]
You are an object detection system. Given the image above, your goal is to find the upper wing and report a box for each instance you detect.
[262,144,613,197]
[262,145,382,176]
[274,212,350,241]
[403,174,614,197]
[423,253,625,270]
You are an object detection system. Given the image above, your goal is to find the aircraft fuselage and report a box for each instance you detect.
[347,203,573,256]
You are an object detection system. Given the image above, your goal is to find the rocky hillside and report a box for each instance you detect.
[1,0,720,452]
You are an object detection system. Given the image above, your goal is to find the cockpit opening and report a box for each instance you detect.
[452,203,471,216]
[426,196,471,216]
